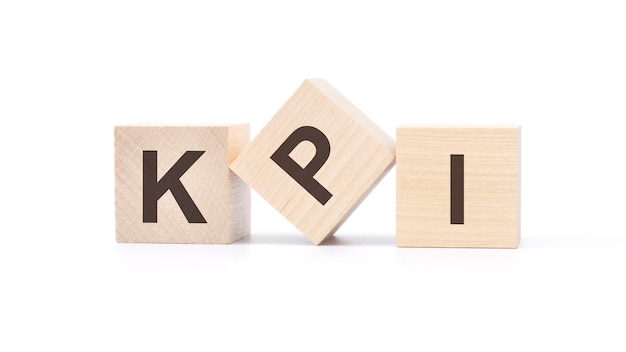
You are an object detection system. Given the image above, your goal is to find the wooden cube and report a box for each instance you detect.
[115,125,250,244]
[230,79,396,245]
[396,125,520,248]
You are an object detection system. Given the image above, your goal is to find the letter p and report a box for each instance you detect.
[270,126,333,205]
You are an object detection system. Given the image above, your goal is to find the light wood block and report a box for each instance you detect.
[396,125,520,248]
[115,125,250,244]
[230,79,396,245]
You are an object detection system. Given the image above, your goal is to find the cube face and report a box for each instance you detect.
[115,125,250,244]
[230,79,395,245]
[396,126,520,248]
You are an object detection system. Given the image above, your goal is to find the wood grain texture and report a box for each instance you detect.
[396,125,520,248]
[230,79,396,245]
[115,125,250,244]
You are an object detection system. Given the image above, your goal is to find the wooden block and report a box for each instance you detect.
[230,79,395,245]
[115,125,250,244]
[396,125,520,248]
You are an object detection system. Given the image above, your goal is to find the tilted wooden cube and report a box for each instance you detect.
[115,124,250,244]
[396,125,520,248]
[230,79,396,245]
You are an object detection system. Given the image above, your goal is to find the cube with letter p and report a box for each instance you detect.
[230,79,396,245]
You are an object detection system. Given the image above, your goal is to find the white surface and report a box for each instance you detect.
[1,1,625,351]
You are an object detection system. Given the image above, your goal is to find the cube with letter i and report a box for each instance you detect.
[396,125,521,248]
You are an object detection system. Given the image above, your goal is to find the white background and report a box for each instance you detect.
[1,1,625,351]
